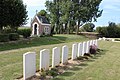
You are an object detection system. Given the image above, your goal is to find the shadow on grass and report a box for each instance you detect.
[0,36,67,51]
[77,63,88,66]
[51,77,65,80]
[87,59,95,62]
[91,49,108,60]
[69,66,82,71]
[59,72,75,77]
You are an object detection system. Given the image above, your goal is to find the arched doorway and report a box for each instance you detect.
[34,24,37,35]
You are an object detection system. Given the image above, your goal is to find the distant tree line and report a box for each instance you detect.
[44,0,103,35]
[96,22,120,38]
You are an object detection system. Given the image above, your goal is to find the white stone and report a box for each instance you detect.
[93,40,96,45]
[90,40,92,46]
[23,52,36,80]
[98,38,102,40]
[103,37,106,41]
[84,42,87,53]
[78,43,83,57]
[40,49,50,70]
[61,45,69,64]
[86,41,90,53]
[95,39,98,47]
[72,43,77,60]
[82,42,86,56]
[52,47,60,68]
[112,39,115,42]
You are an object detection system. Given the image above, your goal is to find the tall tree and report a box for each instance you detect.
[0,0,28,33]
[74,0,103,34]
[45,0,60,34]
[45,0,103,34]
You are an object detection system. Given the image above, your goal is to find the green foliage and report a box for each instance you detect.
[96,26,108,36]
[0,0,28,33]
[40,68,47,79]
[38,10,47,16]
[45,0,103,34]
[37,9,50,22]
[46,68,58,77]
[0,34,9,42]
[9,33,19,41]
[96,22,120,38]
[17,28,31,38]
[81,23,95,32]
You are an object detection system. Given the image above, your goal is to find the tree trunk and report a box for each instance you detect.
[76,25,79,35]
[67,21,70,34]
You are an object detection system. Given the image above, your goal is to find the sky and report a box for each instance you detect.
[23,0,120,27]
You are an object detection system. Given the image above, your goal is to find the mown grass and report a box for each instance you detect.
[1,34,119,80]
[0,34,88,51]
[54,41,120,80]
[0,34,89,80]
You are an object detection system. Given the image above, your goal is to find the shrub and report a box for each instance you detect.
[9,33,19,41]
[17,28,31,38]
[0,34,9,42]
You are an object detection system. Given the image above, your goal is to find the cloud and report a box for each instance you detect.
[100,0,120,11]
[23,0,46,7]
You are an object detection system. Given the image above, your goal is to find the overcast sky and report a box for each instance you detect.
[23,0,120,27]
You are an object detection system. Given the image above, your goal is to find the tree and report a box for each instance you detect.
[82,23,95,32]
[45,0,60,34]
[96,22,120,38]
[45,0,103,34]
[0,0,28,33]
[107,22,117,37]
[38,10,47,16]
[74,0,103,34]
[37,9,50,22]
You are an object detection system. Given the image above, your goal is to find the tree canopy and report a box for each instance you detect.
[0,0,28,33]
[45,0,103,34]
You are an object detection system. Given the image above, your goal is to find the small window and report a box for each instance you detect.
[44,27,49,33]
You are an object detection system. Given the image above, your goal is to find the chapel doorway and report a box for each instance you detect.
[34,24,37,35]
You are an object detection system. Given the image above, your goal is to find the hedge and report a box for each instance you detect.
[0,34,9,42]
[9,33,19,41]
[17,28,31,38]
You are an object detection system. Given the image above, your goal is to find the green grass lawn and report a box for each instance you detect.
[54,41,120,80]
[0,34,89,51]
[0,34,89,80]
[0,35,120,80]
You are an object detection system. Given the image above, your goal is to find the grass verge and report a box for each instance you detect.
[0,34,89,80]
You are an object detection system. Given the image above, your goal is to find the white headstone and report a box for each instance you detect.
[103,37,106,41]
[40,49,50,70]
[112,39,115,42]
[84,42,87,54]
[90,40,92,46]
[72,43,77,60]
[52,47,60,68]
[86,41,90,53]
[95,39,98,47]
[93,40,96,45]
[61,45,69,64]
[82,42,86,56]
[23,52,36,80]
[98,38,102,40]
[78,43,83,57]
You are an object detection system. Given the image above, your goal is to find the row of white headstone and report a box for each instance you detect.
[23,39,98,80]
